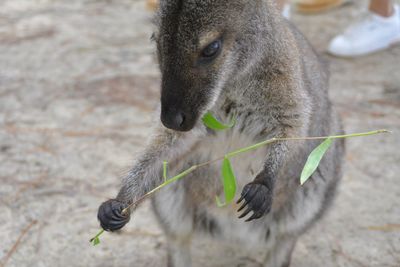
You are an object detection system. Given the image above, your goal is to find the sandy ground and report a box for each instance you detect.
[0,0,399,266]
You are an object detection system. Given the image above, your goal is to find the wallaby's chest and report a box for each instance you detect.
[184,125,268,207]
[207,129,267,178]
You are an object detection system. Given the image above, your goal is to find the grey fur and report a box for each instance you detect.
[102,0,345,266]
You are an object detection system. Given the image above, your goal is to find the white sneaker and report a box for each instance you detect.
[328,5,400,57]
[282,4,291,19]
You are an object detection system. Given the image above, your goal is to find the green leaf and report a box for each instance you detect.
[215,157,237,207]
[92,237,100,246]
[202,112,235,131]
[300,138,333,185]
[90,229,104,246]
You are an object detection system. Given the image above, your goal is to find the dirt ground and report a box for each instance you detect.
[0,0,399,266]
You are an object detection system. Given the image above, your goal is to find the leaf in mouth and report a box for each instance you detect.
[202,112,236,131]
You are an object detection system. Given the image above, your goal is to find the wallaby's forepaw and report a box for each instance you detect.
[237,182,272,222]
[98,199,130,231]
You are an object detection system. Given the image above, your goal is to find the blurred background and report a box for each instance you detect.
[0,0,399,266]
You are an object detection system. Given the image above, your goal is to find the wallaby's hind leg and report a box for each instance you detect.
[152,185,193,267]
[263,237,297,267]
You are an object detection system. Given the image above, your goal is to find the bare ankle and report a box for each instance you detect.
[369,0,395,18]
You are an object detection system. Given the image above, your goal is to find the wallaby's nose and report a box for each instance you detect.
[161,109,188,131]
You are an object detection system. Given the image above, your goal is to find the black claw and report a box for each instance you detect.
[238,184,259,206]
[237,201,248,212]
[238,206,252,219]
[245,212,261,222]
[237,189,249,204]
[237,182,273,222]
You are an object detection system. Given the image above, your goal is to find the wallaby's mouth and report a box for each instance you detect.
[160,106,198,132]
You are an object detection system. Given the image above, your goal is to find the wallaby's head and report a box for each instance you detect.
[155,0,274,131]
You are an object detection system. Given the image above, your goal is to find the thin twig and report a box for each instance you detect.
[0,220,38,267]
[122,129,389,213]
[121,166,198,215]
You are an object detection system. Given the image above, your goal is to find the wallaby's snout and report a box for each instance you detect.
[160,71,203,132]
[161,105,192,132]
[161,109,185,131]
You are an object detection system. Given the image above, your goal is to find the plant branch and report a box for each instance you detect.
[121,165,198,215]
[226,129,389,158]
[90,129,389,243]
[121,129,389,214]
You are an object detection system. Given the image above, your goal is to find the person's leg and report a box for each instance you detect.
[328,0,400,57]
[296,0,344,14]
[146,0,158,11]
[369,0,394,17]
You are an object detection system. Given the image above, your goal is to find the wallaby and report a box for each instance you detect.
[97,0,345,266]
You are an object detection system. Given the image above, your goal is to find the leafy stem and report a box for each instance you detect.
[90,128,389,245]
[226,129,389,158]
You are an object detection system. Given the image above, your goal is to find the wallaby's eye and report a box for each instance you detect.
[201,40,222,58]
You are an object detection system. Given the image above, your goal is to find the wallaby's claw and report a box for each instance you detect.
[237,182,272,222]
